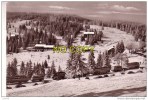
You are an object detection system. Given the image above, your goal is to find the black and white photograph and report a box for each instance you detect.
[3,1,147,97]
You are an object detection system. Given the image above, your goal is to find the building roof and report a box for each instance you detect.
[10,34,16,37]
[10,32,19,37]
[34,44,54,48]
[44,45,54,48]
[83,32,94,35]
[35,44,46,47]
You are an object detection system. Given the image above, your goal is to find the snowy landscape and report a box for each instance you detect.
[6,2,146,97]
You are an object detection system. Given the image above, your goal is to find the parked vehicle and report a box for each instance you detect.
[128,62,139,69]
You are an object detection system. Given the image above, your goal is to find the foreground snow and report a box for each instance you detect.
[7,71,146,97]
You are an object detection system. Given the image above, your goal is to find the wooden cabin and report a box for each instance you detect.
[93,67,111,75]
[7,75,29,84]
[127,62,139,69]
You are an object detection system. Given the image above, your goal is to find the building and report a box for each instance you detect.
[34,44,54,51]
[81,31,94,41]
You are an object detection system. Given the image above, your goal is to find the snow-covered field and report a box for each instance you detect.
[7,24,143,70]
[7,70,146,96]
[7,51,69,71]
[6,23,147,97]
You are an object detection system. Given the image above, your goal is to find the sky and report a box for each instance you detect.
[7,1,147,24]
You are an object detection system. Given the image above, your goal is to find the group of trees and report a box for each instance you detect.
[66,52,87,77]
[7,25,57,53]
[7,59,44,78]
[90,51,110,71]
[66,50,111,77]
[46,61,57,78]
[7,41,126,79]
[95,21,146,42]
[7,12,146,54]
[81,29,103,45]
[7,58,18,77]
[7,36,19,53]
[126,40,146,54]
[7,12,86,53]
[7,58,63,79]
[7,12,90,24]
[66,41,126,77]
[115,41,125,54]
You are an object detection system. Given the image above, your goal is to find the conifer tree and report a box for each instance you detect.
[75,53,86,76]
[120,41,125,53]
[102,50,110,67]
[46,67,51,78]
[47,55,50,60]
[50,61,57,77]
[13,58,17,66]
[88,51,95,73]
[26,61,33,78]
[66,53,74,70]
[11,58,18,76]
[7,62,14,77]
[116,41,125,53]
[20,61,25,75]
[58,65,62,72]
[66,52,86,77]
[96,52,103,68]
[40,63,45,76]
[116,42,120,54]
[44,60,48,68]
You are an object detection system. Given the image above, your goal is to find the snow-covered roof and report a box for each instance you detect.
[34,44,54,48]
[83,32,94,35]
[44,45,54,48]
[10,34,16,37]
[10,32,19,37]
[35,44,46,47]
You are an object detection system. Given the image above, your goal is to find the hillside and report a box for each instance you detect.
[7,70,146,96]
[7,24,144,71]
[5,2,147,97]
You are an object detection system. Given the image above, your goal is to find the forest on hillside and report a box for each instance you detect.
[6,12,146,54]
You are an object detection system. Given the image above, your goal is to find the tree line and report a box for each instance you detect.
[92,20,146,42]
[7,12,85,53]
[7,58,63,79]
[7,41,126,79]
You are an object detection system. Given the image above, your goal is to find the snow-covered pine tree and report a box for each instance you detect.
[20,61,25,75]
[88,51,95,74]
[7,62,15,77]
[50,61,57,77]
[75,53,86,76]
[44,60,48,68]
[102,50,110,67]
[120,41,125,53]
[58,65,62,72]
[11,58,18,76]
[46,67,51,78]
[96,52,103,68]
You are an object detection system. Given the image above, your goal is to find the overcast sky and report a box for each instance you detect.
[7,2,146,24]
